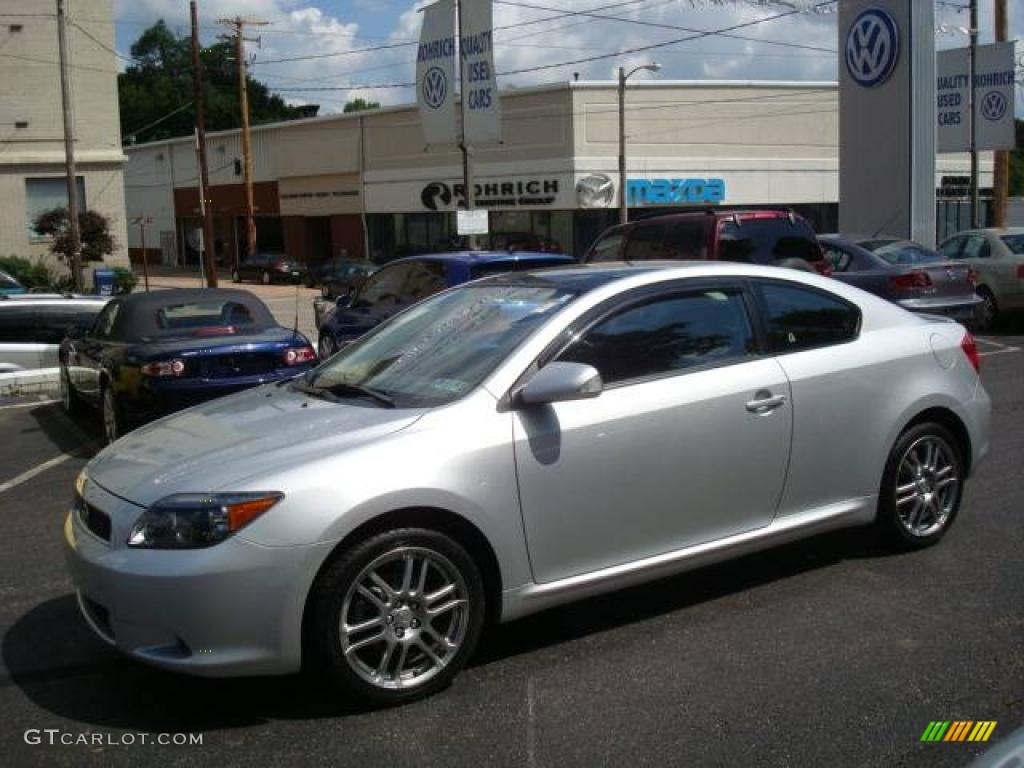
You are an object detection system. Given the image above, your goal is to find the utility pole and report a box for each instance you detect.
[219,16,268,267]
[191,0,218,288]
[968,0,979,228]
[618,67,627,225]
[456,0,478,250]
[56,0,83,293]
[991,0,1008,228]
[131,216,152,291]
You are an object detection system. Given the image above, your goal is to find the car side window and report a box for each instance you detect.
[962,235,990,259]
[399,261,447,303]
[822,244,852,272]
[0,306,36,343]
[755,282,860,352]
[623,224,669,260]
[37,305,104,344]
[588,231,625,262]
[91,301,121,339]
[557,288,755,385]
[358,263,414,307]
[937,236,965,260]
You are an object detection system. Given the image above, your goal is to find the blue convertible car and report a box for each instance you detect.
[60,288,317,443]
[316,251,575,357]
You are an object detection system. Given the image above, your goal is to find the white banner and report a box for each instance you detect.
[460,0,501,145]
[417,0,457,147]
[936,42,1016,153]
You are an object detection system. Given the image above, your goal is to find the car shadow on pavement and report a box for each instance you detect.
[2,526,897,732]
[28,403,103,459]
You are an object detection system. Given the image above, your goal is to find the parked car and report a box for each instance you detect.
[583,209,831,275]
[937,227,1024,329]
[0,269,27,295]
[59,288,316,444]
[0,294,109,373]
[66,262,989,706]
[445,232,564,254]
[319,261,378,299]
[819,234,982,324]
[231,252,308,285]
[316,250,575,358]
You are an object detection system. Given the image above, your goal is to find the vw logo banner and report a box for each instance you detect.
[417,0,457,146]
[845,8,900,88]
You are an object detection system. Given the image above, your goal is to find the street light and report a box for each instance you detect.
[618,63,661,225]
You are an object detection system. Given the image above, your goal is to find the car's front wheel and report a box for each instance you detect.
[877,422,964,550]
[306,528,485,706]
[974,287,998,332]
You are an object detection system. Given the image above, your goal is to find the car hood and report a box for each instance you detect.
[86,383,425,506]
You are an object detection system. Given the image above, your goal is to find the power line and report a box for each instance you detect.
[70,21,139,65]
[124,102,192,141]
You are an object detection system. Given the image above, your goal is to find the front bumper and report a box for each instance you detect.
[63,481,334,677]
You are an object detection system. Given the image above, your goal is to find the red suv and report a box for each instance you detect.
[583,209,832,276]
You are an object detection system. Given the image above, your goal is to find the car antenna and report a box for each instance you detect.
[293,280,300,337]
[870,208,903,239]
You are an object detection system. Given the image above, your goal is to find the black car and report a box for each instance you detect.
[819,234,982,324]
[231,252,308,285]
[60,289,317,444]
[319,260,378,299]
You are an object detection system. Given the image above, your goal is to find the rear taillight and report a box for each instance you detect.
[890,271,933,292]
[961,332,980,375]
[282,346,316,366]
[813,260,833,277]
[1017,265,1024,280]
[966,267,978,286]
[141,359,186,377]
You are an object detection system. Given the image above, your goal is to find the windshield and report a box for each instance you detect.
[867,240,941,265]
[1001,234,1024,255]
[307,283,577,407]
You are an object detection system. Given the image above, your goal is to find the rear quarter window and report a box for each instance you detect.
[755,281,860,352]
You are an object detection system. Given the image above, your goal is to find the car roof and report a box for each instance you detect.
[478,261,717,292]
[0,293,108,303]
[391,251,575,266]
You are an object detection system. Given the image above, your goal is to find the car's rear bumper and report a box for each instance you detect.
[63,481,333,676]
[899,296,983,323]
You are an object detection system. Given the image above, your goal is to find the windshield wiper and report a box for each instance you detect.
[321,381,396,408]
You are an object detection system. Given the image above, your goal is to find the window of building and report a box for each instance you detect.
[557,288,755,385]
[25,177,86,240]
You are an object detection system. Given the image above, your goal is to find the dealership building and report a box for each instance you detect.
[122,79,990,266]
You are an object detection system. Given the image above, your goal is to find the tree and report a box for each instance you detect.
[343,98,381,113]
[119,20,318,144]
[33,208,116,263]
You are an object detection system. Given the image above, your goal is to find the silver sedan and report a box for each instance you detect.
[65,262,990,705]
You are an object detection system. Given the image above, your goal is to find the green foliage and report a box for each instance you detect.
[120,20,318,144]
[343,98,381,113]
[0,255,53,289]
[111,267,138,295]
[32,208,116,263]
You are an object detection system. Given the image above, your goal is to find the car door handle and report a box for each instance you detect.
[745,392,787,413]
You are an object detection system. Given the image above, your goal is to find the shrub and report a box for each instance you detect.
[0,255,54,290]
[112,267,137,295]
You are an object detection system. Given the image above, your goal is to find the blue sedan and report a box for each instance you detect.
[60,288,317,444]
[316,251,576,357]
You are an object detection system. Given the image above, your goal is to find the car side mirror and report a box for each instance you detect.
[517,362,603,407]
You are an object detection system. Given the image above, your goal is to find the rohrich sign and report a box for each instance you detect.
[936,42,1016,152]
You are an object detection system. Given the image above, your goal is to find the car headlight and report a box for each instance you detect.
[127,492,283,549]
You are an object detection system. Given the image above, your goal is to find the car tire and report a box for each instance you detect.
[101,384,123,446]
[974,287,998,332]
[306,527,486,707]
[262,271,271,285]
[231,269,241,283]
[318,332,336,359]
[60,365,80,417]
[876,422,964,551]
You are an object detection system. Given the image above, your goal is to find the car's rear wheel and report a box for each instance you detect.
[307,528,485,706]
[231,269,241,283]
[318,332,336,359]
[101,385,122,445]
[877,422,964,550]
[974,287,998,332]
[60,366,80,416]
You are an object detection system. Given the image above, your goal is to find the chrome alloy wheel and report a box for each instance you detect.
[895,435,960,537]
[339,547,469,690]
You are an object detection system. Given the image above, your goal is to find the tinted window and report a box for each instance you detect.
[1001,234,1024,254]
[92,302,121,339]
[399,261,447,303]
[470,259,566,279]
[623,224,669,260]
[588,231,625,262]
[558,288,755,385]
[664,220,709,259]
[962,236,990,259]
[719,218,822,265]
[36,304,105,344]
[0,306,36,343]
[0,271,22,291]
[937,237,964,259]
[871,241,941,265]
[756,282,859,352]
[357,263,415,307]
[821,243,853,272]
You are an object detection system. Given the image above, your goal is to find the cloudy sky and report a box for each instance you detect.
[111,0,1022,115]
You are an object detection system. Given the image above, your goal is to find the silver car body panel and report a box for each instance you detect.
[65,262,991,676]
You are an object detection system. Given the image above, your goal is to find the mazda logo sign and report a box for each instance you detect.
[576,174,615,209]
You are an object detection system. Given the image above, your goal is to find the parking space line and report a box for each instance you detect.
[974,337,1022,357]
[0,454,73,495]
[0,399,59,411]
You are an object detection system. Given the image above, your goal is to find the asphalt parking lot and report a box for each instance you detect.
[0,329,1021,767]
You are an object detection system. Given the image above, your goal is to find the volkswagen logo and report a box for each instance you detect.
[980,90,1007,122]
[422,66,448,110]
[845,8,900,88]
[576,174,615,209]
[421,182,452,211]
